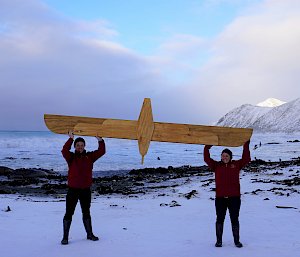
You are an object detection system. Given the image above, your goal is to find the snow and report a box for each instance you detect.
[1,166,299,257]
[253,98,300,132]
[256,98,286,107]
[1,130,300,257]
[216,98,300,132]
[216,104,271,128]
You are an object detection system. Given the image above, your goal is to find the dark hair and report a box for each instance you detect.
[221,148,232,159]
[74,137,85,147]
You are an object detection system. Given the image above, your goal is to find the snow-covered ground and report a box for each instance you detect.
[1,165,299,257]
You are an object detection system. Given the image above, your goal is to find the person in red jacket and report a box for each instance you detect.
[61,130,106,245]
[204,140,250,248]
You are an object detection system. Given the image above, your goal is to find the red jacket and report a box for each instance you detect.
[204,141,250,197]
[62,138,106,189]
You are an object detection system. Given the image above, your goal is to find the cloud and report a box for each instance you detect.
[157,0,300,123]
[208,0,300,99]
[1,0,299,130]
[0,0,166,130]
[74,19,118,40]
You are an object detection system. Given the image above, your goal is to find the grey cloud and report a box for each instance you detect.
[163,0,300,122]
[0,0,165,130]
[1,0,299,131]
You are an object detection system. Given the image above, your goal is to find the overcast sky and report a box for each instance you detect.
[0,0,299,130]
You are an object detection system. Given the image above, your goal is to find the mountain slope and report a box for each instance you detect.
[216,104,271,128]
[253,98,300,132]
[216,98,300,132]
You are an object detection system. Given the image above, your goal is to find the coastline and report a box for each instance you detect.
[0,157,299,198]
[1,158,299,257]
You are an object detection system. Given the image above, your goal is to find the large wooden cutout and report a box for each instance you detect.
[44,98,253,163]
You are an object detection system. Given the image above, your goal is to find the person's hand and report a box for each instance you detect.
[96,136,103,142]
[68,130,74,139]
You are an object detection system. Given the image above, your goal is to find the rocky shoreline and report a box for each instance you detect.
[0,157,299,198]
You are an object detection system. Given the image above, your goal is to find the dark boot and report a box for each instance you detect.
[215,222,223,247]
[232,225,243,248]
[83,218,99,241]
[61,219,72,245]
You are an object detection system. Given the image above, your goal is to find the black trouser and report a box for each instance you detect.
[63,187,91,221]
[215,196,241,226]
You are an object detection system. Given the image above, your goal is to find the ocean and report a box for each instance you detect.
[1,131,300,177]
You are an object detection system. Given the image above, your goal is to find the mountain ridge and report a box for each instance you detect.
[216,98,300,132]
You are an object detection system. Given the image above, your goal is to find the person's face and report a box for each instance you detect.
[221,153,231,164]
[75,141,85,153]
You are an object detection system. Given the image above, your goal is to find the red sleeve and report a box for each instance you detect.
[236,141,251,169]
[204,145,217,171]
[61,138,74,162]
[89,140,106,162]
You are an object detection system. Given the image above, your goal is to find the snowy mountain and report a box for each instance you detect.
[253,98,300,132]
[216,98,300,132]
[216,104,271,128]
[256,98,286,107]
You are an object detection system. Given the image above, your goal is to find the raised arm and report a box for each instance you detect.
[62,135,74,162]
[237,140,251,169]
[90,137,106,162]
[204,145,217,171]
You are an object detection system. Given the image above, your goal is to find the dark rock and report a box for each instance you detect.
[148,184,179,190]
[133,176,144,182]
[133,182,144,186]
[278,177,300,186]
[41,183,67,190]
[1,155,300,198]
[0,166,14,176]
[250,159,267,165]
[272,172,283,175]
[276,206,297,209]
[287,140,300,143]
[275,192,284,196]
[169,200,181,207]
[121,190,145,195]
[251,189,264,195]
[182,190,198,199]
[0,189,12,194]
[9,168,54,179]
[44,189,57,194]
[160,203,168,207]
[8,180,32,186]
[160,201,181,207]
[96,185,114,194]
[130,167,169,175]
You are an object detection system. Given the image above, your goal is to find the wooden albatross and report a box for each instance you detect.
[44,98,253,164]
